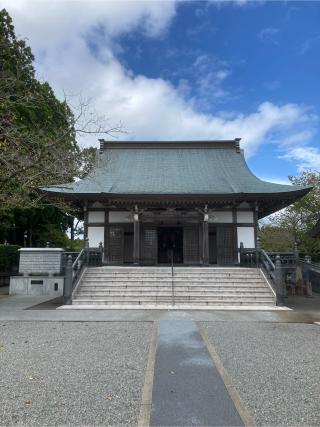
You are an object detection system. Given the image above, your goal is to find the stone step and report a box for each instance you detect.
[89,266,255,270]
[84,271,261,276]
[73,266,275,308]
[75,293,274,299]
[72,299,275,306]
[81,277,265,284]
[73,294,274,301]
[78,286,267,293]
[77,284,270,290]
[85,271,260,277]
[79,282,266,289]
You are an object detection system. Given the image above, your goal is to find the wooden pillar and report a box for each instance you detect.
[254,202,259,248]
[232,206,238,264]
[83,202,88,241]
[133,205,140,265]
[202,206,209,266]
[104,208,108,264]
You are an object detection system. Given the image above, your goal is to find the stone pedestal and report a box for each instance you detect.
[9,248,65,296]
[18,248,64,276]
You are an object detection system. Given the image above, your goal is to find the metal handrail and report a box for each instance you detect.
[64,245,103,305]
[71,249,87,293]
[170,249,174,306]
[72,249,85,270]
[260,249,275,271]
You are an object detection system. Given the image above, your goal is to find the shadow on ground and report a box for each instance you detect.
[26,297,63,310]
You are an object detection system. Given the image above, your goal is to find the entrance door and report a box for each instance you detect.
[209,230,217,264]
[123,232,133,264]
[158,227,183,264]
[183,224,200,265]
[106,225,124,264]
[141,226,158,265]
[217,226,234,265]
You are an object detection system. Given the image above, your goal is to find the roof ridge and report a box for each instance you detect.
[98,138,242,151]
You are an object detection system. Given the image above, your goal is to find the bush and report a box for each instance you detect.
[0,245,20,273]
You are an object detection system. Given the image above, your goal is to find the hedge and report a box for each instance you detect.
[0,245,20,273]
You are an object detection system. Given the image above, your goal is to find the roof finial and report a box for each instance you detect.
[99,139,105,153]
[235,138,241,153]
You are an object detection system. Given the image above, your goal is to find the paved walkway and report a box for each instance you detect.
[0,293,320,323]
[150,320,245,426]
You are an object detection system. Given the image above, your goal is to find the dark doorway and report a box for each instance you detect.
[209,230,217,264]
[123,231,133,264]
[158,227,183,264]
[217,226,235,265]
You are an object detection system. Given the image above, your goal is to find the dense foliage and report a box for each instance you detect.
[0,9,98,247]
[0,244,20,272]
[0,9,81,207]
[260,171,320,260]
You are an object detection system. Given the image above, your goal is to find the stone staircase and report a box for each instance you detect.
[71,267,276,308]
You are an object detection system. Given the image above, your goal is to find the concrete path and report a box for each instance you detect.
[150,320,245,426]
[1,294,320,323]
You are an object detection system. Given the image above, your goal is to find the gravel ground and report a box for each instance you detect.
[0,321,152,426]
[201,321,320,426]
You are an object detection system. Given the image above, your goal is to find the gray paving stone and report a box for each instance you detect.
[201,321,320,426]
[150,320,243,426]
[0,321,152,426]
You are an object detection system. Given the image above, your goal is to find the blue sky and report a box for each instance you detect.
[4,0,320,183]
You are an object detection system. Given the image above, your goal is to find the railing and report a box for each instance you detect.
[239,247,256,267]
[267,252,296,266]
[239,239,320,305]
[63,241,103,305]
[61,252,80,274]
[170,249,174,306]
[259,249,278,296]
[239,244,287,305]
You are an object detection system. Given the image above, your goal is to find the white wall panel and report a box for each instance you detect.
[237,227,255,248]
[208,211,232,223]
[88,226,104,247]
[109,211,133,223]
[237,211,254,223]
[88,211,105,223]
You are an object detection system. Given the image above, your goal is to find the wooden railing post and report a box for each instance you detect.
[239,242,244,265]
[84,237,90,265]
[99,241,103,266]
[255,236,261,267]
[275,254,285,306]
[64,254,73,305]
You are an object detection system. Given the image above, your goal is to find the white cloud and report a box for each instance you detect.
[2,0,317,161]
[300,34,320,55]
[281,147,320,171]
[258,27,280,45]
[3,0,177,46]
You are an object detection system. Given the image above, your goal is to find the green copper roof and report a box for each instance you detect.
[39,140,308,196]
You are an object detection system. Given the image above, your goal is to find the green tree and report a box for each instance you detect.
[266,171,320,260]
[0,9,120,247]
[0,8,83,208]
[259,225,295,252]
